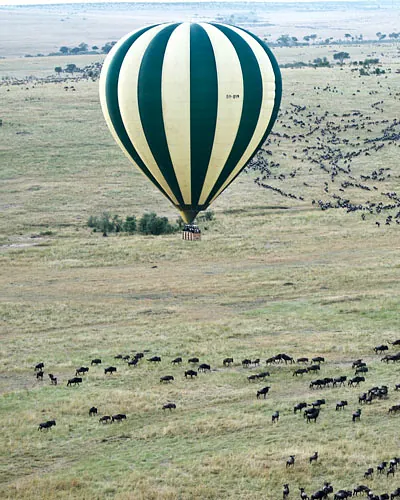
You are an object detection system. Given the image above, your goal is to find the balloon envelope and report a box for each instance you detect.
[99,22,282,223]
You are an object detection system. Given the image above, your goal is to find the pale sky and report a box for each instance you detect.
[0,0,369,5]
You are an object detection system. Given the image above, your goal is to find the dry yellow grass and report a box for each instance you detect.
[1,25,400,500]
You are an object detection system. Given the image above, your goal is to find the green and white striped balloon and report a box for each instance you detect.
[99,22,282,223]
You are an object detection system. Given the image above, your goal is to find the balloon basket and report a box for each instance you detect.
[182,224,201,241]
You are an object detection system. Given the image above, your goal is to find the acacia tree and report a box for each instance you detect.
[333,52,350,64]
[54,66,62,75]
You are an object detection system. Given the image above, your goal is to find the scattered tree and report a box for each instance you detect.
[333,52,350,64]
[54,66,63,75]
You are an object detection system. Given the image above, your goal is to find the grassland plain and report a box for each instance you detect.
[1,43,400,499]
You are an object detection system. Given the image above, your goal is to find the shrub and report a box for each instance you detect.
[138,212,176,235]
[123,216,137,234]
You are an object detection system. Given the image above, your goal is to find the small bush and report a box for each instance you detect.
[123,216,137,234]
[138,212,176,235]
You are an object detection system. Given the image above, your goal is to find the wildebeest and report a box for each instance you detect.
[336,400,348,410]
[352,408,362,422]
[99,415,111,424]
[299,487,309,500]
[89,407,97,416]
[348,376,365,386]
[76,366,89,376]
[188,357,199,364]
[184,370,197,378]
[104,366,117,375]
[309,451,318,464]
[334,490,353,500]
[67,377,82,386]
[172,357,182,364]
[293,368,308,376]
[294,402,307,413]
[36,371,44,380]
[223,357,233,366]
[307,365,321,373]
[312,356,325,364]
[286,455,295,467]
[353,485,369,496]
[91,358,101,365]
[35,362,44,371]
[388,404,400,414]
[148,356,161,363]
[257,386,270,399]
[333,376,347,387]
[112,414,126,422]
[160,375,174,383]
[374,344,388,354]
[297,357,309,364]
[355,366,368,375]
[272,411,279,423]
[242,358,252,367]
[163,403,176,411]
[283,484,289,498]
[48,374,57,385]
[38,420,56,431]
[364,467,374,478]
[311,399,325,408]
[377,461,388,473]
[198,363,211,372]
[128,358,138,367]
[305,408,320,423]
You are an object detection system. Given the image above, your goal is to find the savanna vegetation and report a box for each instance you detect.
[0,27,399,500]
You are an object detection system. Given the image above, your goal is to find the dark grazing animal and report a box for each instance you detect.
[333,376,347,387]
[309,451,318,464]
[299,487,309,500]
[48,374,57,385]
[355,366,368,375]
[364,467,374,478]
[312,356,325,364]
[256,386,270,399]
[377,462,388,473]
[188,357,199,364]
[286,455,295,467]
[352,409,362,422]
[223,358,233,366]
[198,363,211,372]
[336,400,348,410]
[374,344,388,354]
[297,357,309,363]
[353,485,369,496]
[112,414,126,422]
[163,403,176,411]
[272,411,279,423]
[172,357,182,364]
[104,366,117,374]
[305,408,320,423]
[99,415,111,424]
[160,375,174,383]
[348,376,365,386]
[184,370,197,378]
[334,490,353,500]
[388,404,400,414]
[36,371,44,380]
[38,420,56,431]
[128,358,138,367]
[91,358,101,365]
[148,356,161,363]
[293,368,308,376]
[89,407,97,416]
[307,365,321,373]
[67,377,82,386]
[283,484,289,499]
[75,366,89,376]
[294,402,307,413]
[35,362,44,371]
[242,358,252,367]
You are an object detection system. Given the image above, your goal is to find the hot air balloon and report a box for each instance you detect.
[99,22,282,224]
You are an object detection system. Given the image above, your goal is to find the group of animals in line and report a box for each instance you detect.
[249,65,400,226]
[34,340,399,497]
[282,479,400,500]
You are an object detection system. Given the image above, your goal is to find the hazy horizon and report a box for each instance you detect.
[0,0,381,6]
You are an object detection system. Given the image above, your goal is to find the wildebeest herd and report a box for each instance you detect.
[249,69,400,227]
[33,338,400,497]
